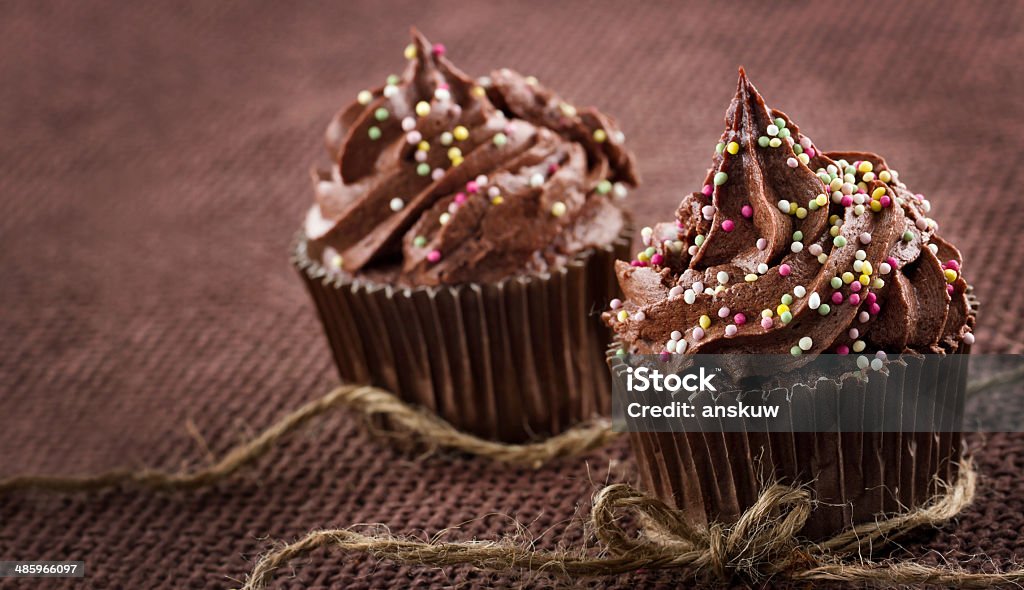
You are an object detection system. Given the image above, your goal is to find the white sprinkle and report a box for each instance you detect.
[857,355,870,370]
[725,325,738,337]
[613,183,629,199]
[879,262,892,275]
[476,174,488,186]
[767,124,780,137]
[964,332,976,345]
[875,351,887,360]
[401,117,417,132]
[794,285,806,298]
[530,173,545,188]
[849,328,859,339]
[415,150,428,162]
[488,186,501,197]
[787,157,798,168]
[859,232,872,244]
[434,88,451,102]
[634,311,646,321]
[666,340,677,353]
[800,136,813,149]
[778,200,791,213]
[853,260,864,272]
[406,130,423,144]
[928,243,939,254]
[757,263,769,274]
[718,306,731,318]
[855,249,867,260]
[669,286,684,298]
[609,299,622,310]
[799,336,813,351]
[791,242,804,253]
[809,244,823,256]
[676,340,688,354]
[808,292,821,310]
[916,217,929,231]
[702,205,716,220]
[688,245,699,256]
[756,238,768,250]
[684,290,697,305]
[389,198,405,212]
[431,168,445,181]
[439,212,451,225]
[859,311,870,323]
[692,281,704,294]
[717,271,730,285]
[383,85,399,98]
[870,358,884,371]
[671,330,683,341]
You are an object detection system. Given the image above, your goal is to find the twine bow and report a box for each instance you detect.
[243,459,1024,589]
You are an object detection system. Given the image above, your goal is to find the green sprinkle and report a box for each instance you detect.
[386,74,400,85]
[774,117,786,129]
[492,132,508,146]
[644,246,656,257]
[778,128,791,139]
[413,236,427,248]
[818,303,831,315]
[368,126,382,140]
[845,165,856,176]
[694,234,705,246]
[902,230,914,242]
[793,144,804,155]
[830,277,843,289]
[793,231,804,241]
[790,346,802,356]
[597,180,612,194]
[374,107,389,121]
[416,162,430,176]
[781,294,794,305]
[817,173,831,184]
[808,201,819,211]
[781,311,793,324]
[833,236,848,248]
[758,136,770,147]
[616,348,627,357]
[769,138,782,148]
[715,142,725,154]
[713,172,728,186]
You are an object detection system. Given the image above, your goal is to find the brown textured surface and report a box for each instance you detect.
[1,2,1022,588]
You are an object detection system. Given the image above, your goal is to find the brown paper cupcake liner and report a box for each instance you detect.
[611,289,978,540]
[295,226,632,443]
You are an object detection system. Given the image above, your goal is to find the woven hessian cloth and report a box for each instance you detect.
[2,2,1022,588]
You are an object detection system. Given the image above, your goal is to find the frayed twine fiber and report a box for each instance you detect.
[243,461,1024,589]
[0,366,1018,493]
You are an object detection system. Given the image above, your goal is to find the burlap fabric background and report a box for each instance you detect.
[2,2,1022,588]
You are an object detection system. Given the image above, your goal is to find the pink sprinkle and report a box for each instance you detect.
[849,293,861,306]
[841,196,853,207]
[693,327,705,341]
[850,281,862,293]
[865,292,877,304]
[722,219,735,232]
[946,284,955,295]
[702,184,713,196]
[454,192,467,204]
[869,303,881,315]
[741,205,754,218]
[761,317,773,330]
[548,163,560,174]
[718,306,731,318]
[880,195,892,208]
[659,351,671,361]
[609,299,622,310]
[806,148,816,158]
[651,254,664,265]
[630,260,647,267]
[946,259,960,271]
[725,324,738,337]
[779,264,792,277]
[756,238,768,250]
[427,250,442,263]
[734,313,746,326]
[836,344,850,355]
[432,43,446,56]
[465,181,479,193]
[964,332,976,345]
[832,291,844,304]
[886,257,897,268]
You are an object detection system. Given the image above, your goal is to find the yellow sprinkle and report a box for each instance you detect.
[878,170,892,183]
[330,254,343,268]
[859,274,870,285]
[551,201,567,217]
[471,86,486,97]
[490,195,504,205]
[815,194,828,207]
[637,252,650,262]
[593,129,608,143]
[776,304,790,316]
[796,207,808,219]
[447,147,462,160]
[726,141,740,155]
[404,44,417,59]
[453,125,469,141]
[744,274,758,282]
[870,200,882,212]
[829,214,841,224]
[829,178,843,191]
[858,161,873,173]
[862,171,875,182]
[525,75,539,86]
[862,261,873,275]
[842,272,854,284]
[872,277,885,289]
[798,153,810,165]
[417,140,430,152]
[617,310,629,322]
[415,101,431,117]
[856,181,868,192]
[699,315,711,330]
[789,202,798,214]
[357,90,373,105]
[559,102,577,117]
[944,269,958,283]
[761,309,774,319]
[829,226,840,237]
[871,187,886,200]
[451,156,464,167]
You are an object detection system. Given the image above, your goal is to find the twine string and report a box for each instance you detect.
[242,460,1024,589]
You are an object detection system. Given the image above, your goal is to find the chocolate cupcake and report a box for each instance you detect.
[295,30,637,443]
[606,69,976,539]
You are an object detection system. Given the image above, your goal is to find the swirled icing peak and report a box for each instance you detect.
[306,29,637,286]
[606,69,973,361]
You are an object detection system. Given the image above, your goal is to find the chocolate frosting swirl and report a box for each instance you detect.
[306,29,637,286]
[607,70,972,359]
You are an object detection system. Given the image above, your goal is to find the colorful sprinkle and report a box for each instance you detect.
[389,198,405,212]
[368,126,382,140]
[427,250,442,263]
[714,172,729,186]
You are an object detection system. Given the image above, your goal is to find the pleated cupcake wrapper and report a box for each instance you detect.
[610,288,978,541]
[295,226,632,443]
